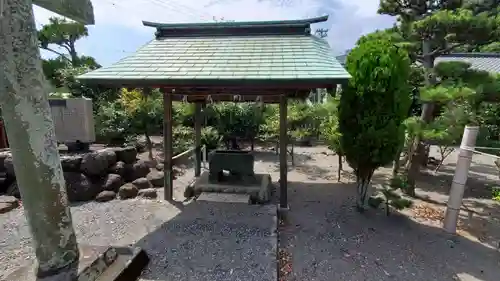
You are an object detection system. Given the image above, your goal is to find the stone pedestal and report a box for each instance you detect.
[194,171,272,203]
[4,245,148,281]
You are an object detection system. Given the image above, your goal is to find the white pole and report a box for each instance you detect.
[443,125,479,234]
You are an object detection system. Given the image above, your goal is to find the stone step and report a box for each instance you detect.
[197,192,251,204]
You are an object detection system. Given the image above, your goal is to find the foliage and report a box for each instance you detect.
[94,101,133,144]
[369,175,413,216]
[173,102,195,127]
[48,92,73,99]
[38,17,89,64]
[173,126,194,155]
[339,39,411,211]
[201,126,222,151]
[378,2,500,62]
[377,0,500,190]
[493,187,500,202]
[119,89,163,136]
[207,102,265,148]
[319,97,343,180]
[259,104,280,141]
[422,103,470,171]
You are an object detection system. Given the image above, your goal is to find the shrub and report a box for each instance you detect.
[201,126,222,151]
[94,101,134,144]
[339,39,411,211]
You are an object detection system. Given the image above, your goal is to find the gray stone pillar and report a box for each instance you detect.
[0,0,79,277]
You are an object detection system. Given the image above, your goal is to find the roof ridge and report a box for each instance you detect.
[142,16,328,29]
[143,16,328,38]
[442,52,500,58]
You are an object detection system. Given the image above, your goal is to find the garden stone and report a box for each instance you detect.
[0,173,12,194]
[118,183,138,199]
[81,149,117,176]
[146,170,164,187]
[184,181,195,198]
[124,160,150,182]
[4,156,15,178]
[137,188,157,199]
[109,161,126,176]
[113,146,138,164]
[60,155,83,172]
[132,177,152,190]
[64,172,97,202]
[6,182,20,198]
[0,195,19,214]
[100,174,124,192]
[95,190,116,202]
[155,163,164,171]
[0,151,11,172]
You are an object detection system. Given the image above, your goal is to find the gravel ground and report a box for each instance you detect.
[0,157,277,281]
[274,146,500,281]
[2,144,500,281]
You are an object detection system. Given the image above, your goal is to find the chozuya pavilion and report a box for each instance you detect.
[78,15,350,210]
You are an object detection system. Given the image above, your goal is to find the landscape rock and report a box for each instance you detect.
[137,188,157,199]
[64,172,97,202]
[113,147,138,164]
[0,195,19,214]
[146,170,164,187]
[155,163,164,171]
[184,182,195,198]
[108,161,126,176]
[80,149,117,176]
[4,156,15,178]
[95,190,116,202]
[60,155,83,172]
[0,174,13,194]
[100,174,124,192]
[118,183,138,199]
[0,151,11,172]
[124,160,150,182]
[132,177,152,190]
[6,182,20,198]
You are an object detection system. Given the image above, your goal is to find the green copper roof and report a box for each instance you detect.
[143,15,328,31]
[435,53,500,74]
[78,17,350,87]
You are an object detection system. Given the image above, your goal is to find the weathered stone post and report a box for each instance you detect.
[0,0,81,277]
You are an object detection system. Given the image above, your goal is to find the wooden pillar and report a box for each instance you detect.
[162,89,173,200]
[194,102,202,177]
[279,95,288,209]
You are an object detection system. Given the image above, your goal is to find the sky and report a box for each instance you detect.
[33,0,396,67]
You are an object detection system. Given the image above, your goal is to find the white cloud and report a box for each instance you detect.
[33,0,395,58]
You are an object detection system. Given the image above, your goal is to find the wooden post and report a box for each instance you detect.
[194,102,202,177]
[162,89,173,200]
[279,95,288,209]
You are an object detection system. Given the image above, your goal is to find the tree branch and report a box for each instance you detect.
[39,46,72,63]
[60,43,72,54]
[416,42,467,61]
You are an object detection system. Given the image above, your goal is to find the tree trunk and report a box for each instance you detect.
[337,152,342,182]
[0,0,79,277]
[406,39,436,196]
[356,170,374,212]
[144,130,153,161]
[392,141,404,178]
[69,43,79,66]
